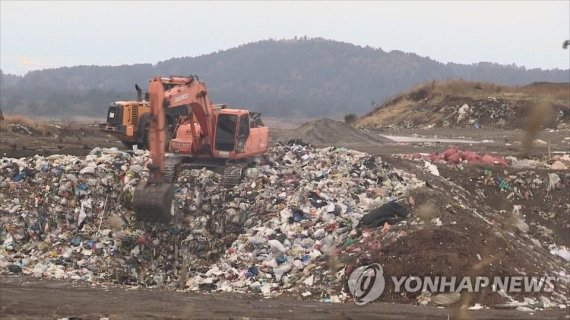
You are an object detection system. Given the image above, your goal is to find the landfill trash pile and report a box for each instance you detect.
[357,80,569,131]
[358,93,569,130]
[1,143,568,309]
[0,143,424,299]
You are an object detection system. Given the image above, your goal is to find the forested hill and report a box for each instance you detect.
[1,38,568,118]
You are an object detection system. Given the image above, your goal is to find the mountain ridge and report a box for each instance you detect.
[1,38,568,118]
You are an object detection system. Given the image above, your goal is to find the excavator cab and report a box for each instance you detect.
[213,111,268,157]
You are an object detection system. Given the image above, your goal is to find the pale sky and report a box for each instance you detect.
[1,1,569,75]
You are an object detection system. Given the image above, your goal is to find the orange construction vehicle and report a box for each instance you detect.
[133,75,269,222]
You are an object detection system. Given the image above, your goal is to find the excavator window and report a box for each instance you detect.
[237,114,250,152]
[215,114,238,151]
[163,83,177,92]
[249,112,264,127]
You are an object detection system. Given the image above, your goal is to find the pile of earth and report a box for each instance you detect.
[340,154,570,309]
[280,118,390,146]
[357,80,570,130]
[0,143,568,310]
[0,117,121,158]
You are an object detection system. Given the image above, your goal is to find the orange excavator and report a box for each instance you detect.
[133,75,269,223]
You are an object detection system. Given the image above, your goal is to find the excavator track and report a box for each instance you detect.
[222,165,243,188]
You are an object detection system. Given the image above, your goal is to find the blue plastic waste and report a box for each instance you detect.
[276,255,286,264]
[12,171,27,182]
[246,266,258,278]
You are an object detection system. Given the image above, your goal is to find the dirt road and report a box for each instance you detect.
[2,118,568,159]
[1,277,567,320]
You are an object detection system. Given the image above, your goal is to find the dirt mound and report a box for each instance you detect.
[281,118,390,146]
[356,157,570,307]
[358,80,570,130]
[0,116,122,158]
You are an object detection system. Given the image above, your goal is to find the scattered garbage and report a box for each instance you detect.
[423,161,439,176]
[457,104,470,123]
[359,201,408,228]
[7,264,22,274]
[547,173,561,191]
[432,292,461,305]
[550,246,570,261]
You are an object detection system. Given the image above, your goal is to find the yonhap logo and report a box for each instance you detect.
[347,263,559,305]
[347,263,385,305]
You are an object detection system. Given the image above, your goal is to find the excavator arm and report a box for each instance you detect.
[132,77,179,223]
[133,75,216,223]
[146,77,168,182]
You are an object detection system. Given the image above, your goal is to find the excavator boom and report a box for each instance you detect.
[133,76,213,223]
[147,77,167,181]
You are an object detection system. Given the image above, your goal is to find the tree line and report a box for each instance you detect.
[1,38,568,118]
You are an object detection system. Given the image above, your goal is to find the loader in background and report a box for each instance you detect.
[99,83,189,149]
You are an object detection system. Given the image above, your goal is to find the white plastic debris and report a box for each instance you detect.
[550,246,570,261]
[423,161,439,176]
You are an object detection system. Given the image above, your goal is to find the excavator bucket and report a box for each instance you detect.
[133,181,175,223]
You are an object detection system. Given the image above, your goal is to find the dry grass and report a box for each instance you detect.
[3,114,48,129]
[397,79,567,106]
[0,114,57,136]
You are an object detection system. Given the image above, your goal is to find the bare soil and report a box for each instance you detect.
[277,118,390,146]
[0,120,123,158]
[1,277,567,320]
